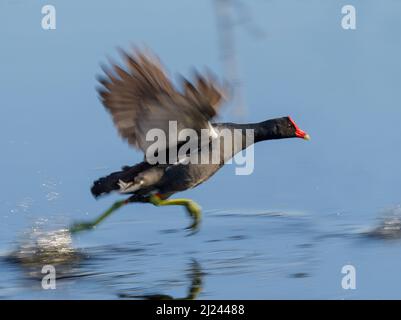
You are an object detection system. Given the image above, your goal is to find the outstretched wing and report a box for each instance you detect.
[97,49,226,156]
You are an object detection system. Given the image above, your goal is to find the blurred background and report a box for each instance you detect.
[0,0,401,299]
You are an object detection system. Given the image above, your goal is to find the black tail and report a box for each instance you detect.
[91,161,152,198]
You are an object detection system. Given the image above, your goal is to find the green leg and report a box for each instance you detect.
[69,199,127,234]
[149,194,202,233]
[184,260,203,300]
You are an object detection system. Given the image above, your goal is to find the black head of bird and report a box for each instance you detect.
[69,48,310,235]
[251,116,310,143]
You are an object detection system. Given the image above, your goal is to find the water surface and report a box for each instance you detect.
[1,0,401,299]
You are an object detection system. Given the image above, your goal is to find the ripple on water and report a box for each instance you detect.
[0,207,326,298]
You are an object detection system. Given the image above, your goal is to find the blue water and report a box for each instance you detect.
[1,0,401,299]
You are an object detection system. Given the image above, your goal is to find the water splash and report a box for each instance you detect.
[7,225,82,275]
[365,206,401,240]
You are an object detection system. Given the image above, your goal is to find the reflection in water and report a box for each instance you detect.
[3,225,203,299]
[1,209,321,299]
[7,207,396,298]
[118,260,203,300]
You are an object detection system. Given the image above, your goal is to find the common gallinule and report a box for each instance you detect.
[70,49,310,234]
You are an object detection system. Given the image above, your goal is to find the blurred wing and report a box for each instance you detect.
[97,49,225,154]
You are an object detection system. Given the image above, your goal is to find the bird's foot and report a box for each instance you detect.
[149,195,202,234]
[185,201,202,235]
[69,221,96,234]
[69,199,128,234]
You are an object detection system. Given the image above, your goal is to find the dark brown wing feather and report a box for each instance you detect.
[97,49,225,154]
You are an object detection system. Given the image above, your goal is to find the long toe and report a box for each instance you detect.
[185,203,202,235]
[69,222,95,234]
[186,219,200,235]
